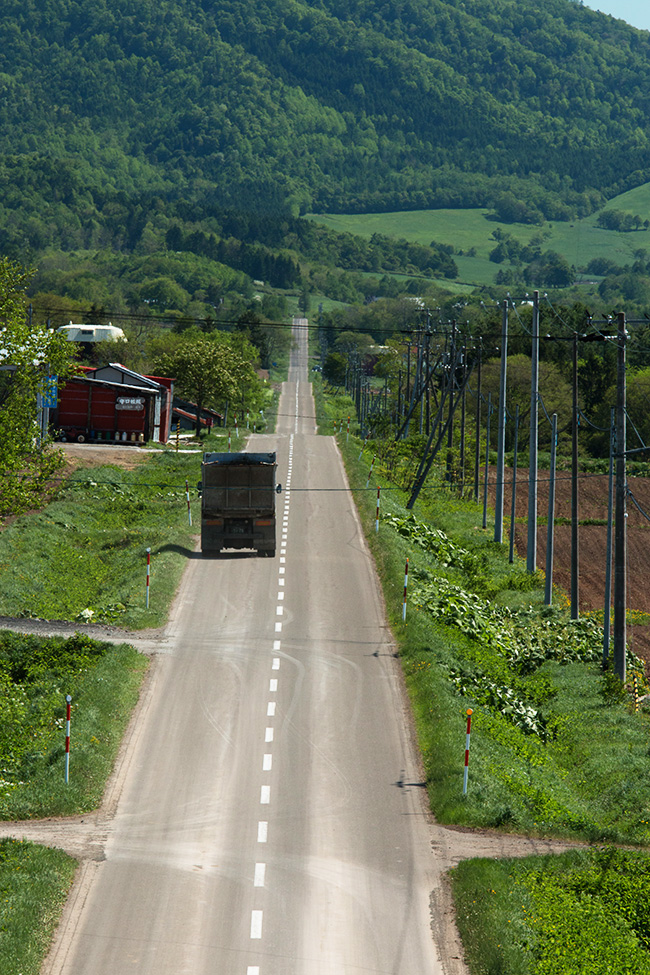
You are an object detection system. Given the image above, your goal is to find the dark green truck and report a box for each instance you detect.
[199,451,279,557]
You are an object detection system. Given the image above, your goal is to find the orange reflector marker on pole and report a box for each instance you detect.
[463,709,473,795]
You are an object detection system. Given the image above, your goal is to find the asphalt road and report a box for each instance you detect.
[44,322,443,975]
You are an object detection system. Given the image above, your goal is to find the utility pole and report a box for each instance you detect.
[494,300,508,543]
[482,393,492,530]
[509,405,519,564]
[603,407,615,668]
[446,321,456,483]
[545,413,558,606]
[460,343,467,495]
[474,346,482,502]
[527,291,540,573]
[613,312,627,682]
[571,332,579,619]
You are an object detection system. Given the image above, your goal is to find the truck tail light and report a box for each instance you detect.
[204,518,224,526]
[254,519,274,526]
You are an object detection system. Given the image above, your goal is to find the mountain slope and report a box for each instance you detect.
[1,0,650,258]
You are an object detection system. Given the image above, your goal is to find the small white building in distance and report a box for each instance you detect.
[57,323,127,343]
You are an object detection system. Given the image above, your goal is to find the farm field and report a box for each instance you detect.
[307,180,650,289]
[485,466,650,665]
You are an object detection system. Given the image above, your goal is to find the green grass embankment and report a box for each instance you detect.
[0,432,248,629]
[341,432,650,844]
[331,411,650,975]
[0,840,76,975]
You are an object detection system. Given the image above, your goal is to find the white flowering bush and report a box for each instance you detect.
[0,258,74,515]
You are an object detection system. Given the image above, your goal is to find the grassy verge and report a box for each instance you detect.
[0,432,252,628]
[0,631,148,820]
[452,848,650,975]
[342,433,650,844]
[311,374,358,438]
[335,427,650,971]
[0,839,77,975]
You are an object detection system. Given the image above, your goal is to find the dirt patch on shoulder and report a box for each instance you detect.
[60,443,152,471]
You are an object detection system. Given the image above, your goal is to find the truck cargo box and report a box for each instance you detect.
[200,452,278,556]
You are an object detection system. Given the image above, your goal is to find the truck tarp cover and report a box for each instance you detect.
[202,452,276,512]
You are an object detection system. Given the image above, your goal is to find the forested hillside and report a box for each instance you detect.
[2,0,650,264]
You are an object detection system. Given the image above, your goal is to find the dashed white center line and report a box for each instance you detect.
[247,967,260,975]
[254,863,266,887]
[263,754,272,771]
[265,727,274,742]
[267,702,276,716]
[260,785,271,804]
[269,678,277,692]
[257,821,268,843]
[275,622,282,632]
[272,657,280,669]
[251,910,263,939]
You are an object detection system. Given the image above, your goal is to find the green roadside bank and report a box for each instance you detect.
[320,376,650,975]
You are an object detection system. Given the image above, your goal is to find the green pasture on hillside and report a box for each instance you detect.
[308,180,650,288]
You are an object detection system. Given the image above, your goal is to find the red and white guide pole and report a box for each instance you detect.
[228,430,232,451]
[185,479,192,527]
[402,557,409,621]
[65,695,72,784]
[375,487,380,533]
[146,547,151,608]
[463,709,473,795]
[234,415,239,438]
[346,415,350,441]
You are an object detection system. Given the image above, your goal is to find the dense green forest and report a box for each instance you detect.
[2,0,650,318]
[2,0,650,253]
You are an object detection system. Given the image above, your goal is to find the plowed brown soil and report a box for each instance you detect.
[489,466,650,668]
